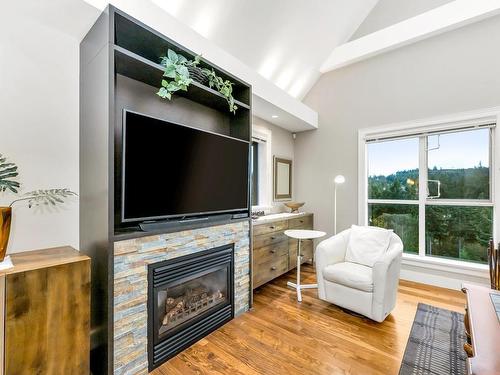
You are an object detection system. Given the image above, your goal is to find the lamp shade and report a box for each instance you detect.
[334,175,345,184]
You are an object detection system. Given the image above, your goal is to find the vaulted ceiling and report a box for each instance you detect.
[152,0,379,99]
[12,0,497,117]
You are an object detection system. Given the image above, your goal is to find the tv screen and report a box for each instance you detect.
[122,111,249,222]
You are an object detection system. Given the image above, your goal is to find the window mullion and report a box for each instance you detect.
[492,127,499,244]
[418,137,427,257]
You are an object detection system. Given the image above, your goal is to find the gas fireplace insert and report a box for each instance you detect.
[147,244,234,370]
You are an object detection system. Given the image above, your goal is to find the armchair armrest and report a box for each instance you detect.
[315,232,348,269]
[371,238,403,321]
[373,245,402,278]
[315,230,349,299]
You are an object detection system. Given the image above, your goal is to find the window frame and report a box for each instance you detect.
[250,141,259,206]
[358,107,500,269]
[251,126,273,210]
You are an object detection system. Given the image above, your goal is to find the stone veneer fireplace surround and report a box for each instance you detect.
[113,221,250,375]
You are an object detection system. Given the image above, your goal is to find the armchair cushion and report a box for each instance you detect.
[322,262,373,292]
[345,225,392,267]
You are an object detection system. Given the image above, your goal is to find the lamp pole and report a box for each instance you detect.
[334,175,345,235]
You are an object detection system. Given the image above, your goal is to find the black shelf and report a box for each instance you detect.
[114,11,251,106]
[114,45,250,114]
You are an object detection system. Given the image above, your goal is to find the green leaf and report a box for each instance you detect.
[0,153,20,194]
[163,65,176,78]
[11,188,77,208]
[157,87,170,99]
[176,65,189,77]
[166,83,180,92]
[167,49,178,62]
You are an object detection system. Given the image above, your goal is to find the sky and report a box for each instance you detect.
[368,128,490,176]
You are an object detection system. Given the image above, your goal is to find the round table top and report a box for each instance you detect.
[284,229,327,240]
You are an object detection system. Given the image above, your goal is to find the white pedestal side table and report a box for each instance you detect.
[284,229,326,302]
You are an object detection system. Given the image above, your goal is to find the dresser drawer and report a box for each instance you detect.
[253,220,288,236]
[253,231,288,249]
[289,215,313,229]
[253,255,288,288]
[254,241,288,265]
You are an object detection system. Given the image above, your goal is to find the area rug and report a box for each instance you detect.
[399,303,467,375]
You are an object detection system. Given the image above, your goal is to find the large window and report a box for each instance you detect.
[366,126,494,264]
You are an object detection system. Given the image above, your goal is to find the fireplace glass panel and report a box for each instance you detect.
[157,268,228,336]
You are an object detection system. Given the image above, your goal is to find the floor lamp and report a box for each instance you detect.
[334,175,345,234]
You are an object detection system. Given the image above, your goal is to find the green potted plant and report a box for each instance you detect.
[157,49,238,114]
[0,153,77,262]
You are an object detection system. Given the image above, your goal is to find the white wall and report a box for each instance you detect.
[0,4,94,253]
[295,15,500,288]
[252,116,295,213]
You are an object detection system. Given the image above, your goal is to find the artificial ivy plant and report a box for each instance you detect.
[157,49,238,114]
[202,68,238,114]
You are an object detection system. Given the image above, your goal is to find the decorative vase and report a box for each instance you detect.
[284,202,305,213]
[187,66,208,85]
[0,207,12,262]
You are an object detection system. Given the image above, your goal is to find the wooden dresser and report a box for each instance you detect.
[252,213,314,289]
[0,246,90,375]
[462,283,500,375]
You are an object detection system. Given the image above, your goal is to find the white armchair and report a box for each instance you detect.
[315,228,403,322]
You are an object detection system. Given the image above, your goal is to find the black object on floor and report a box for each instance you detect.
[399,303,467,375]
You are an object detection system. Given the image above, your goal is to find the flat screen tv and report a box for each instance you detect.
[122,110,249,223]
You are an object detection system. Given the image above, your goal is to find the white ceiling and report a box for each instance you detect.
[321,0,500,72]
[13,0,492,131]
[351,0,454,39]
[152,0,378,99]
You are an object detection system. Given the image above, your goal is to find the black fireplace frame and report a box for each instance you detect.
[147,244,234,371]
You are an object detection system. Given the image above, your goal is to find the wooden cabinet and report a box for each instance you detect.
[461,284,500,375]
[252,213,313,289]
[0,247,90,375]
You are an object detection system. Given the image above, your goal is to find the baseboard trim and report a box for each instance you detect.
[401,264,489,290]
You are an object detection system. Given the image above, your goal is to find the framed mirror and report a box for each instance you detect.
[273,157,292,201]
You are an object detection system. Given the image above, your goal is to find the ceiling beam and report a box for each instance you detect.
[320,0,500,73]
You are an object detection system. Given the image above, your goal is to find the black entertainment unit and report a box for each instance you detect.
[79,6,252,374]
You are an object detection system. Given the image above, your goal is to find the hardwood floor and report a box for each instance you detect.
[154,265,465,375]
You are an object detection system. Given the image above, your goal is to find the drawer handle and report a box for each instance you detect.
[270,249,276,253]
[269,226,275,229]
[271,266,277,271]
[270,236,275,240]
